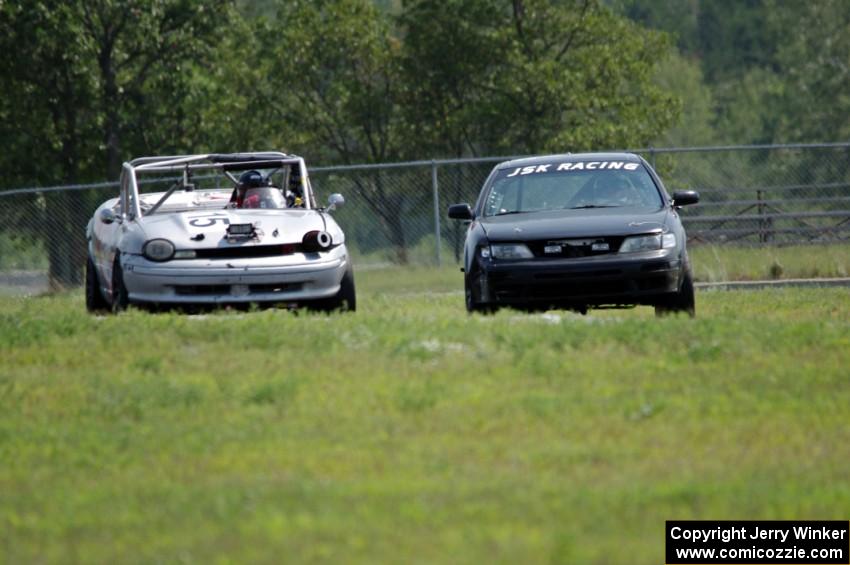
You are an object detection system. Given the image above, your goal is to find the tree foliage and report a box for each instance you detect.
[1,0,682,268]
[254,0,677,261]
[0,0,234,183]
[401,0,679,156]
[1,0,682,176]
[262,0,412,260]
[612,0,850,146]
[768,0,850,142]
[264,0,403,164]
[0,0,235,286]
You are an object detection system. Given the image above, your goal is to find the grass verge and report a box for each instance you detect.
[1,275,848,563]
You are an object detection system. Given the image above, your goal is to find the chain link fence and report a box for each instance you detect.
[2,143,849,293]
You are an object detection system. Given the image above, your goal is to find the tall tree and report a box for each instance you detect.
[266,0,401,165]
[0,2,100,288]
[78,0,234,179]
[400,0,680,157]
[768,0,850,142]
[0,0,237,287]
[400,0,680,262]
[608,0,699,54]
[264,0,415,262]
[262,0,679,263]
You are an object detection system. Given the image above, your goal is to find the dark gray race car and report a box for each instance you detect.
[448,152,699,316]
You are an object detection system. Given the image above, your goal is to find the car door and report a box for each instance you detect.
[92,174,134,297]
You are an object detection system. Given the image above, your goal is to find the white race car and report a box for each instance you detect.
[85,152,355,312]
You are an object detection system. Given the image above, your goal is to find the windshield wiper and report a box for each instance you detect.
[568,204,619,209]
[493,208,556,216]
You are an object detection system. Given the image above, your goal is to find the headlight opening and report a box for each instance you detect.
[143,238,176,261]
[490,243,534,260]
[619,233,676,253]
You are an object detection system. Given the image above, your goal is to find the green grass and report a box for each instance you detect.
[690,243,850,282]
[1,271,849,564]
[0,234,48,271]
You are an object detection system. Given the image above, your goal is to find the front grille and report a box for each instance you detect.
[194,244,301,259]
[172,282,303,296]
[493,279,629,300]
[526,236,624,258]
[174,284,231,295]
[248,282,303,294]
[533,269,622,280]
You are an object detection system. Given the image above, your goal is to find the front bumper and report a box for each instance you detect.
[476,248,682,306]
[121,246,349,304]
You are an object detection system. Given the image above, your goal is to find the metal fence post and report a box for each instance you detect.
[431,160,442,266]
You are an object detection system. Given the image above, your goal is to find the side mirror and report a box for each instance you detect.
[327,193,345,212]
[448,203,473,220]
[100,208,117,224]
[672,190,699,207]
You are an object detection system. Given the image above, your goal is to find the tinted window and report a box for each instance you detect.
[483,161,662,216]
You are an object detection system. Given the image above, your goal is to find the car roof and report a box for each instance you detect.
[496,152,643,169]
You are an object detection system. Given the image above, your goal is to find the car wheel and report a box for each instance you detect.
[337,265,357,312]
[111,256,130,312]
[465,274,495,314]
[85,256,110,313]
[655,269,695,318]
[314,264,356,313]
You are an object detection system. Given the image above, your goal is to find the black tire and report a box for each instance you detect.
[655,269,695,318]
[337,265,356,312]
[111,256,130,312]
[465,273,495,314]
[314,264,356,313]
[85,256,110,313]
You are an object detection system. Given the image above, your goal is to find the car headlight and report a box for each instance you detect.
[143,238,176,261]
[619,233,676,253]
[490,243,534,260]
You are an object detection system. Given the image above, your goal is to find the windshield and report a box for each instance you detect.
[239,187,288,209]
[483,161,663,216]
[132,161,308,215]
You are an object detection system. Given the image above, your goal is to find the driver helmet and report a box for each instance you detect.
[239,170,265,189]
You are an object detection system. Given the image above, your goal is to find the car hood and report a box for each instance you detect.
[479,207,670,241]
[139,209,330,248]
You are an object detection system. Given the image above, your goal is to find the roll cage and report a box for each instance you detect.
[117,152,317,220]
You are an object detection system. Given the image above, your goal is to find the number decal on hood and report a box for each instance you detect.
[189,214,231,228]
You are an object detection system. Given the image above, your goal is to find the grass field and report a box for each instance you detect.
[1,267,849,564]
[689,243,850,282]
